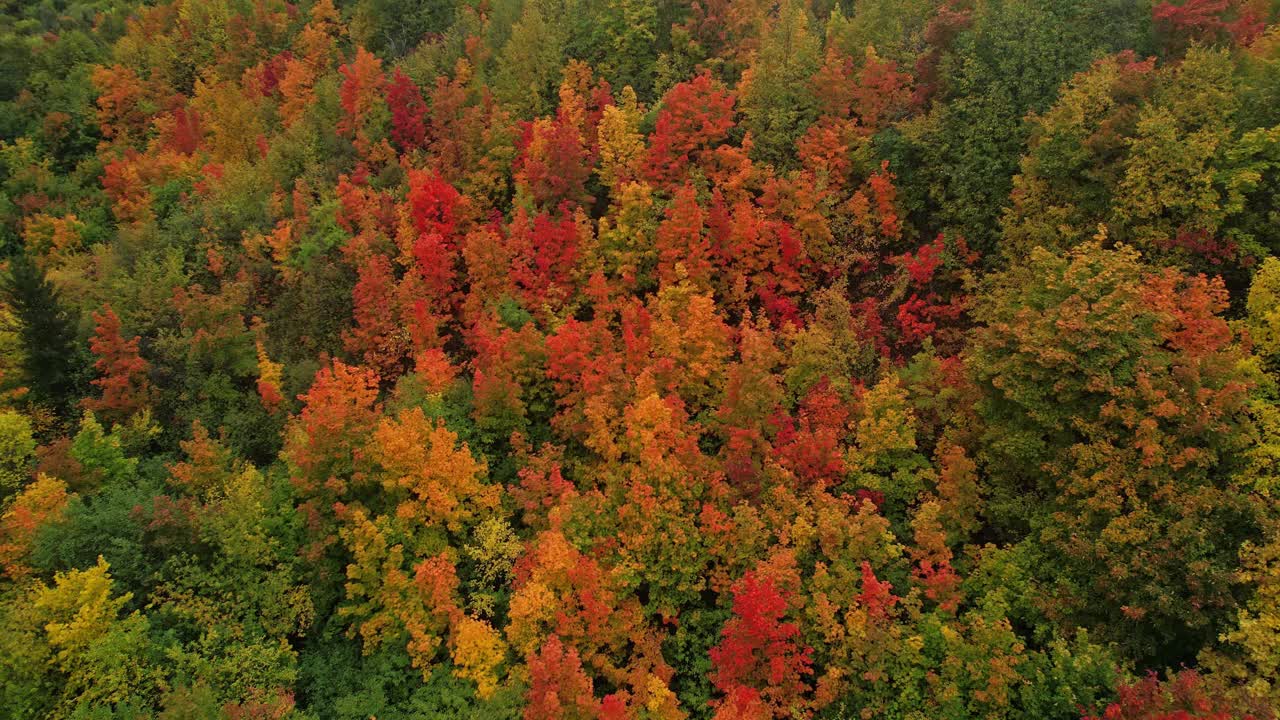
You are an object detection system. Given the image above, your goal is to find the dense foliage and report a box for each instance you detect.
[3,0,1280,718]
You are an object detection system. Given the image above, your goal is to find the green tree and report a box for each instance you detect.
[738,0,821,169]
[1,253,82,418]
[351,0,457,58]
[914,0,1149,256]
[32,557,167,717]
[492,1,566,120]
[970,242,1262,666]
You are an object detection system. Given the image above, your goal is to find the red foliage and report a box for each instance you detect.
[525,635,600,720]
[169,106,202,155]
[889,234,977,352]
[386,69,427,151]
[507,208,580,311]
[405,169,463,307]
[83,304,151,423]
[710,198,808,327]
[1160,228,1240,267]
[851,51,913,132]
[286,360,380,507]
[406,169,461,238]
[858,561,899,621]
[345,254,410,378]
[709,571,813,718]
[773,380,848,490]
[252,51,293,97]
[898,234,946,286]
[912,3,974,108]
[337,47,386,141]
[644,73,737,188]
[895,294,966,346]
[655,183,713,289]
[545,311,629,442]
[1153,0,1266,47]
[1081,670,1251,720]
[514,110,593,210]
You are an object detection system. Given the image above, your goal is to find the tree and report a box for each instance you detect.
[644,73,737,189]
[1153,0,1267,53]
[0,473,69,579]
[337,47,389,150]
[386,69,427,152]
[493,2,567,119]
[596,86,646,191]
[916,0,1149,255]
[525,634,600,720]
[0,409,35,500]
[709,570,813,718]
[970,242,1260,666]
[1081,670,1247,720]
[350,0,456,57]
[83,304,151,426]
[2,253,81,417]
[594,0,659,98]
[737,0,821,169]
[1000,51,1158,260]
[32,557,166,714]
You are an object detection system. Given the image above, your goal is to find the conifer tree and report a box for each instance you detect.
[2,253,81,419]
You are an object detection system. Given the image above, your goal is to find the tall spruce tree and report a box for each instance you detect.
[2,253,81,418]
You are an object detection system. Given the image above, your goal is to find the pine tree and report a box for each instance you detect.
[2,253,81,418]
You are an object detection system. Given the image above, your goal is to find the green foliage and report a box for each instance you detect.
[916,0,1149,255]
[971,242,1262,666]
[2,252,84,417]
[350,0,456,58]
[31,557,168,717]
[738,0,821,169]
[491,1,566,120]
[30,474,160,599]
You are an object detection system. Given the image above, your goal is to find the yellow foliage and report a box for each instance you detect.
[464,517,523,588]
[35,557,132,666]
[450,615,507,699]
[22,213,83,267]
[505,531,580,655]
[597,86,645,190]
[1209,524,1280,704]
[507,580,558,657]
[1247,257,1280,361]
[190,76,264,163]
[339,510,460,680]
[371,407,498,533]
[850,374,917,465]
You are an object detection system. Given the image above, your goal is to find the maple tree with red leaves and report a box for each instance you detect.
[83,304,151,423]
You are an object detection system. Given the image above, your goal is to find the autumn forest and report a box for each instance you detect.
[3,0,1280,718]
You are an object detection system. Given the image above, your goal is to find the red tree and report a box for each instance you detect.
[644,73,737,189]
[525,635,600,720]
[386,69,427,151]
[84,304,151,423]
[1081,670,1254,720]
[709,571,813,718]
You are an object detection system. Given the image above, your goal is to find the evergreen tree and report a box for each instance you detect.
[2,254,81,419]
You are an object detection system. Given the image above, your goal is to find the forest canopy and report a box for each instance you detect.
[2,0,1280,718]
